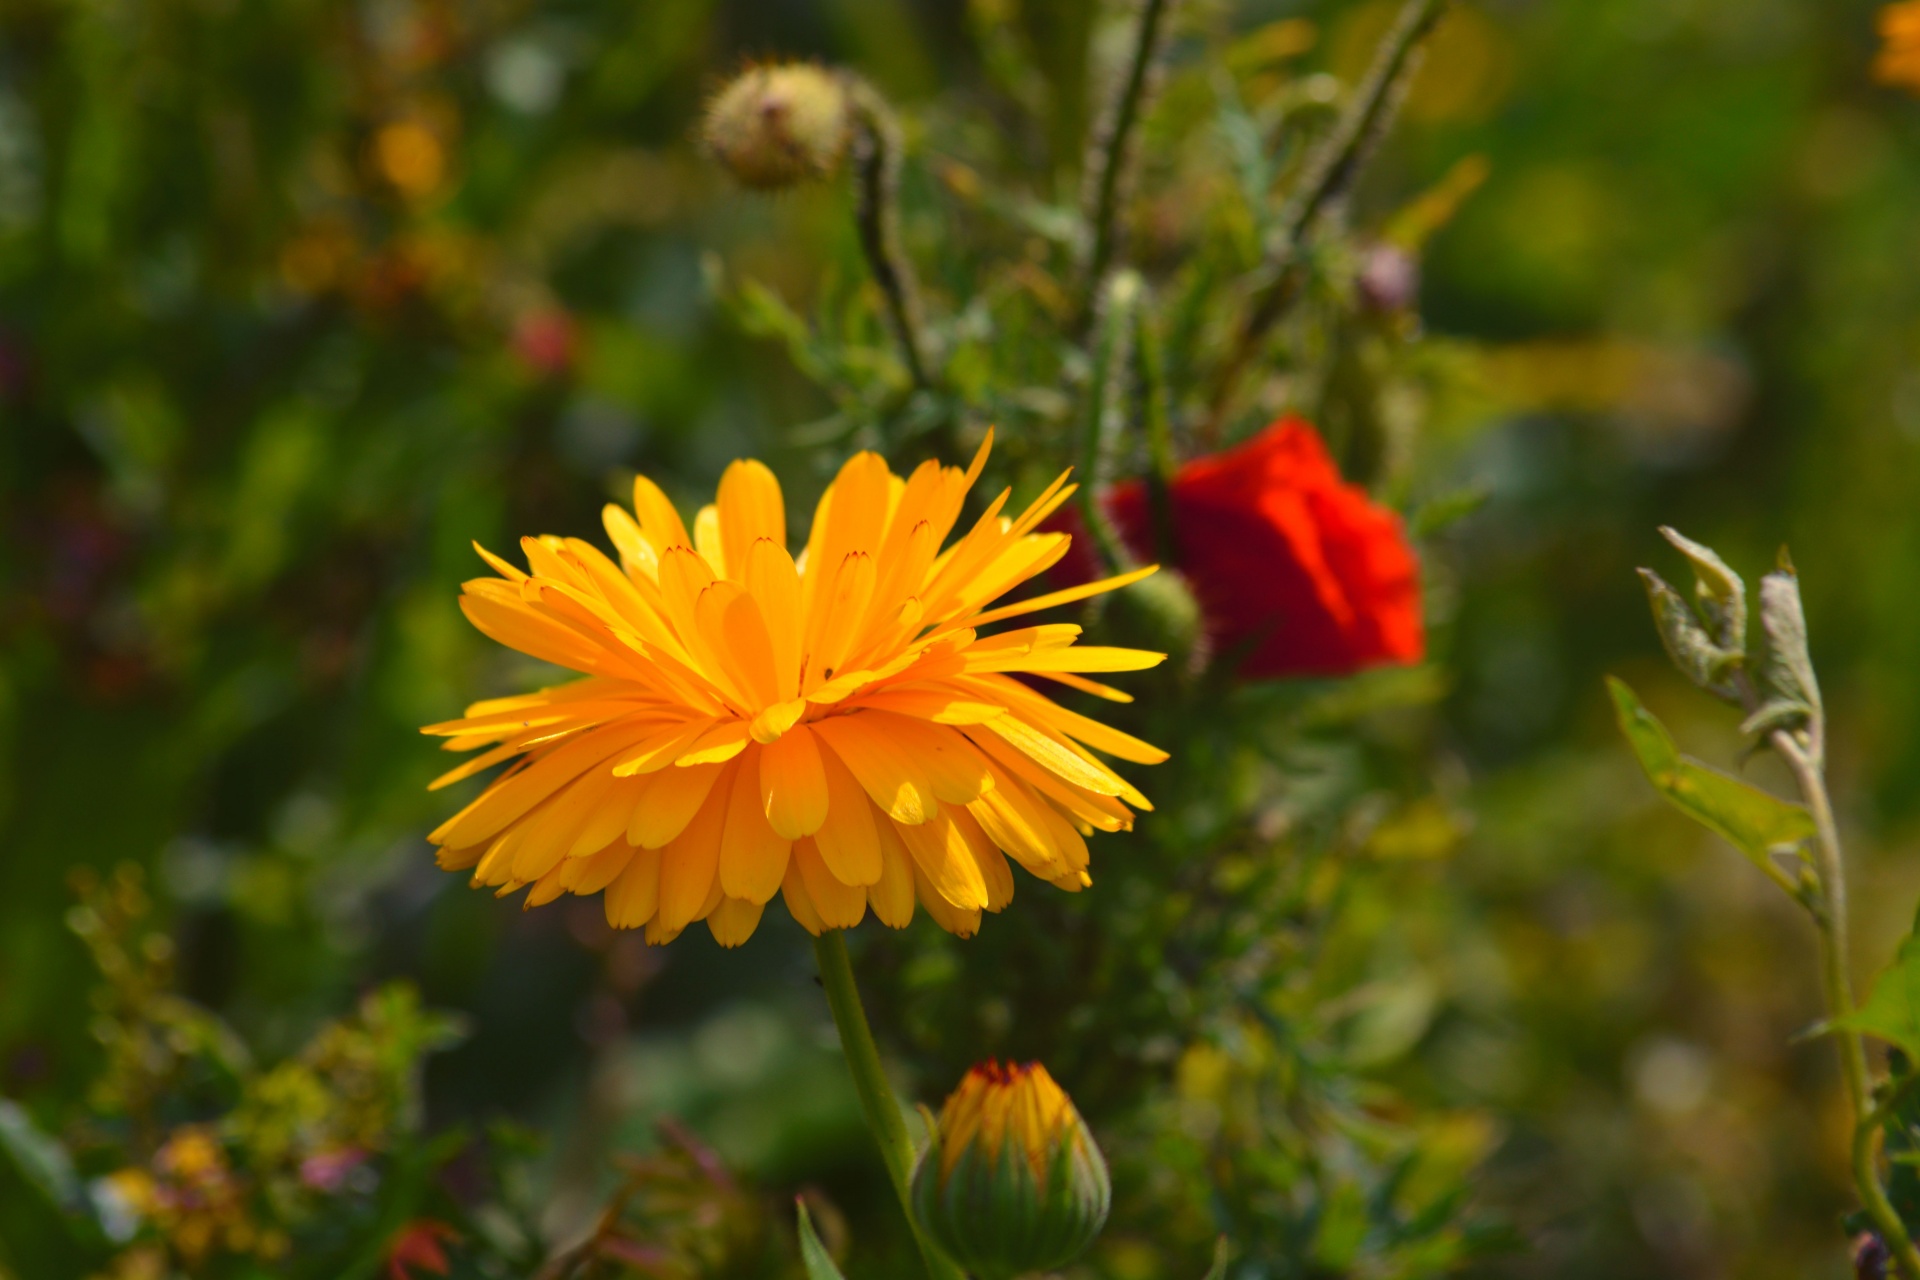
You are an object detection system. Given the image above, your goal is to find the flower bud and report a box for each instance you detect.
[910,1061,1110,1280]
[702,63,850,191]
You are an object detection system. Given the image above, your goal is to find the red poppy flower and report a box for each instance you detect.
[385,1219,458,1280]
[1049,417,1423,679]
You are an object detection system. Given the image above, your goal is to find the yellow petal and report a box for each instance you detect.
[813,714,935,824]
[858,710,993,804]
[960,564,1158,629]
[675,719,752,766]
[430,720,661,848]
[760,724,829,839]
[696,581,781,710]
[628,760,724,848]
[951,807,1014,911]
[794,837,867,930]
[743,539,803,699]
[693,503,726,576]
[893,808,989,910]
[909,855,981,938]
[606,844,663,928]
[781,858,827,936]
[632,474,692,552]
[966,762,1065,876]
[812,748,884,886]
[657,762,732,933]
[719,746,792,903]
[602,504,659,581]
[707,896,765,948]
[807,551,876,692]
[749,697,808,743]
[851,686,1006,724]
[869,818,918,928]
[569,774,649,857]
[611,719,718,776]
[717,459,787,570]
[567,841,635,895]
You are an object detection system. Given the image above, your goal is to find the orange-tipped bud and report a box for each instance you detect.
[910,1061,1110,1280]
[702,63,850,190]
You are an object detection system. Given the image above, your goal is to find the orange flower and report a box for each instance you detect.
[425,433,1166,945]
[1876,2,1920,92]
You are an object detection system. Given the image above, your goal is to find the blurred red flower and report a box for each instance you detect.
[512,307,578,377]
[1051,417,1423,678]
[385,1219,458,1280]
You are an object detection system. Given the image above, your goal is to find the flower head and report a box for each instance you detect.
[910,1061,1110,1280]
[1052,417,1422,678]
[1877,2,1920,93]
[703,63,851,190]
[425,433,1166,946]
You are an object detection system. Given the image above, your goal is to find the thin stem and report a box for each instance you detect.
[1077,271,1141,573]
[1201,0,1447,441]
[1770,728,1920,1278]
[813,930,966,1280]
[846,79,934,390]
[1078,0,1179,331]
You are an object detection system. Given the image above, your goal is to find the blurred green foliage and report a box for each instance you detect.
[3,1,1920,1279]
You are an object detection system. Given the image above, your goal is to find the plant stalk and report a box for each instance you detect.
[846,79,934,390]
[1771,729,1920,1278]
[1202,0,1447,441]
[1078,0,1179,332]
[813,930,966,1280]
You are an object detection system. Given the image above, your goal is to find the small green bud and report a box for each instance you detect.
[702,63,850,190]
[910,1062,1110,1280]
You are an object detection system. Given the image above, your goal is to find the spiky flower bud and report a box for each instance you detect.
[702,63,850,191]
[910,1062,1110,1280]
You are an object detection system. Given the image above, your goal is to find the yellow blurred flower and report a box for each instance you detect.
[374,119,446,198]
[1878,1,1920,92]
[425,433,1166,946]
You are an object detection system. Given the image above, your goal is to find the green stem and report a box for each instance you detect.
[1077,271,1141,573]
[845,78,934,390]
[1078,0,1179,332]
[1772,729,1920,1278]
[813,931,966,1280]
[1202,0,1447,441]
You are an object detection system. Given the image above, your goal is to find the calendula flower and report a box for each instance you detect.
[910,1061,1110,1280]
[424,432,1165,946]
[1877,2,1920,93]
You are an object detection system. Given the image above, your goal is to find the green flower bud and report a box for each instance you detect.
[910,1062,1110,1280]
[702,63,850,190]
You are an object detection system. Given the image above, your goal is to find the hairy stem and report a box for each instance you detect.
[1078,0,1179,331]
[846,79,934,390]
[1771,729,1920,1278]
[813,930,965,1280]
[1202,0,1447,440]
[1078,270,1142,572]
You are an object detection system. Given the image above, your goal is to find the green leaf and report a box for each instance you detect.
[1606,677,1816,876]
[1638,568,1740,700]
[1659,526,1747,652]
[796,1198,850,1280]
[1837,928,1920,1061]
[1758,565,1822,721]
[1201,1235,1232,1280]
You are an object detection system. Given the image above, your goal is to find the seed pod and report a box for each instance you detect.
[702,63,851,190]
[910,1062,1110,1280]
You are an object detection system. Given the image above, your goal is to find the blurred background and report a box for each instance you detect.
[3,0,1919,1277]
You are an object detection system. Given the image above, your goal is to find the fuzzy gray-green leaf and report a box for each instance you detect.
[1638,568,1741,700]
[1659,526,1747,652]
[1758,567,1822,722]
